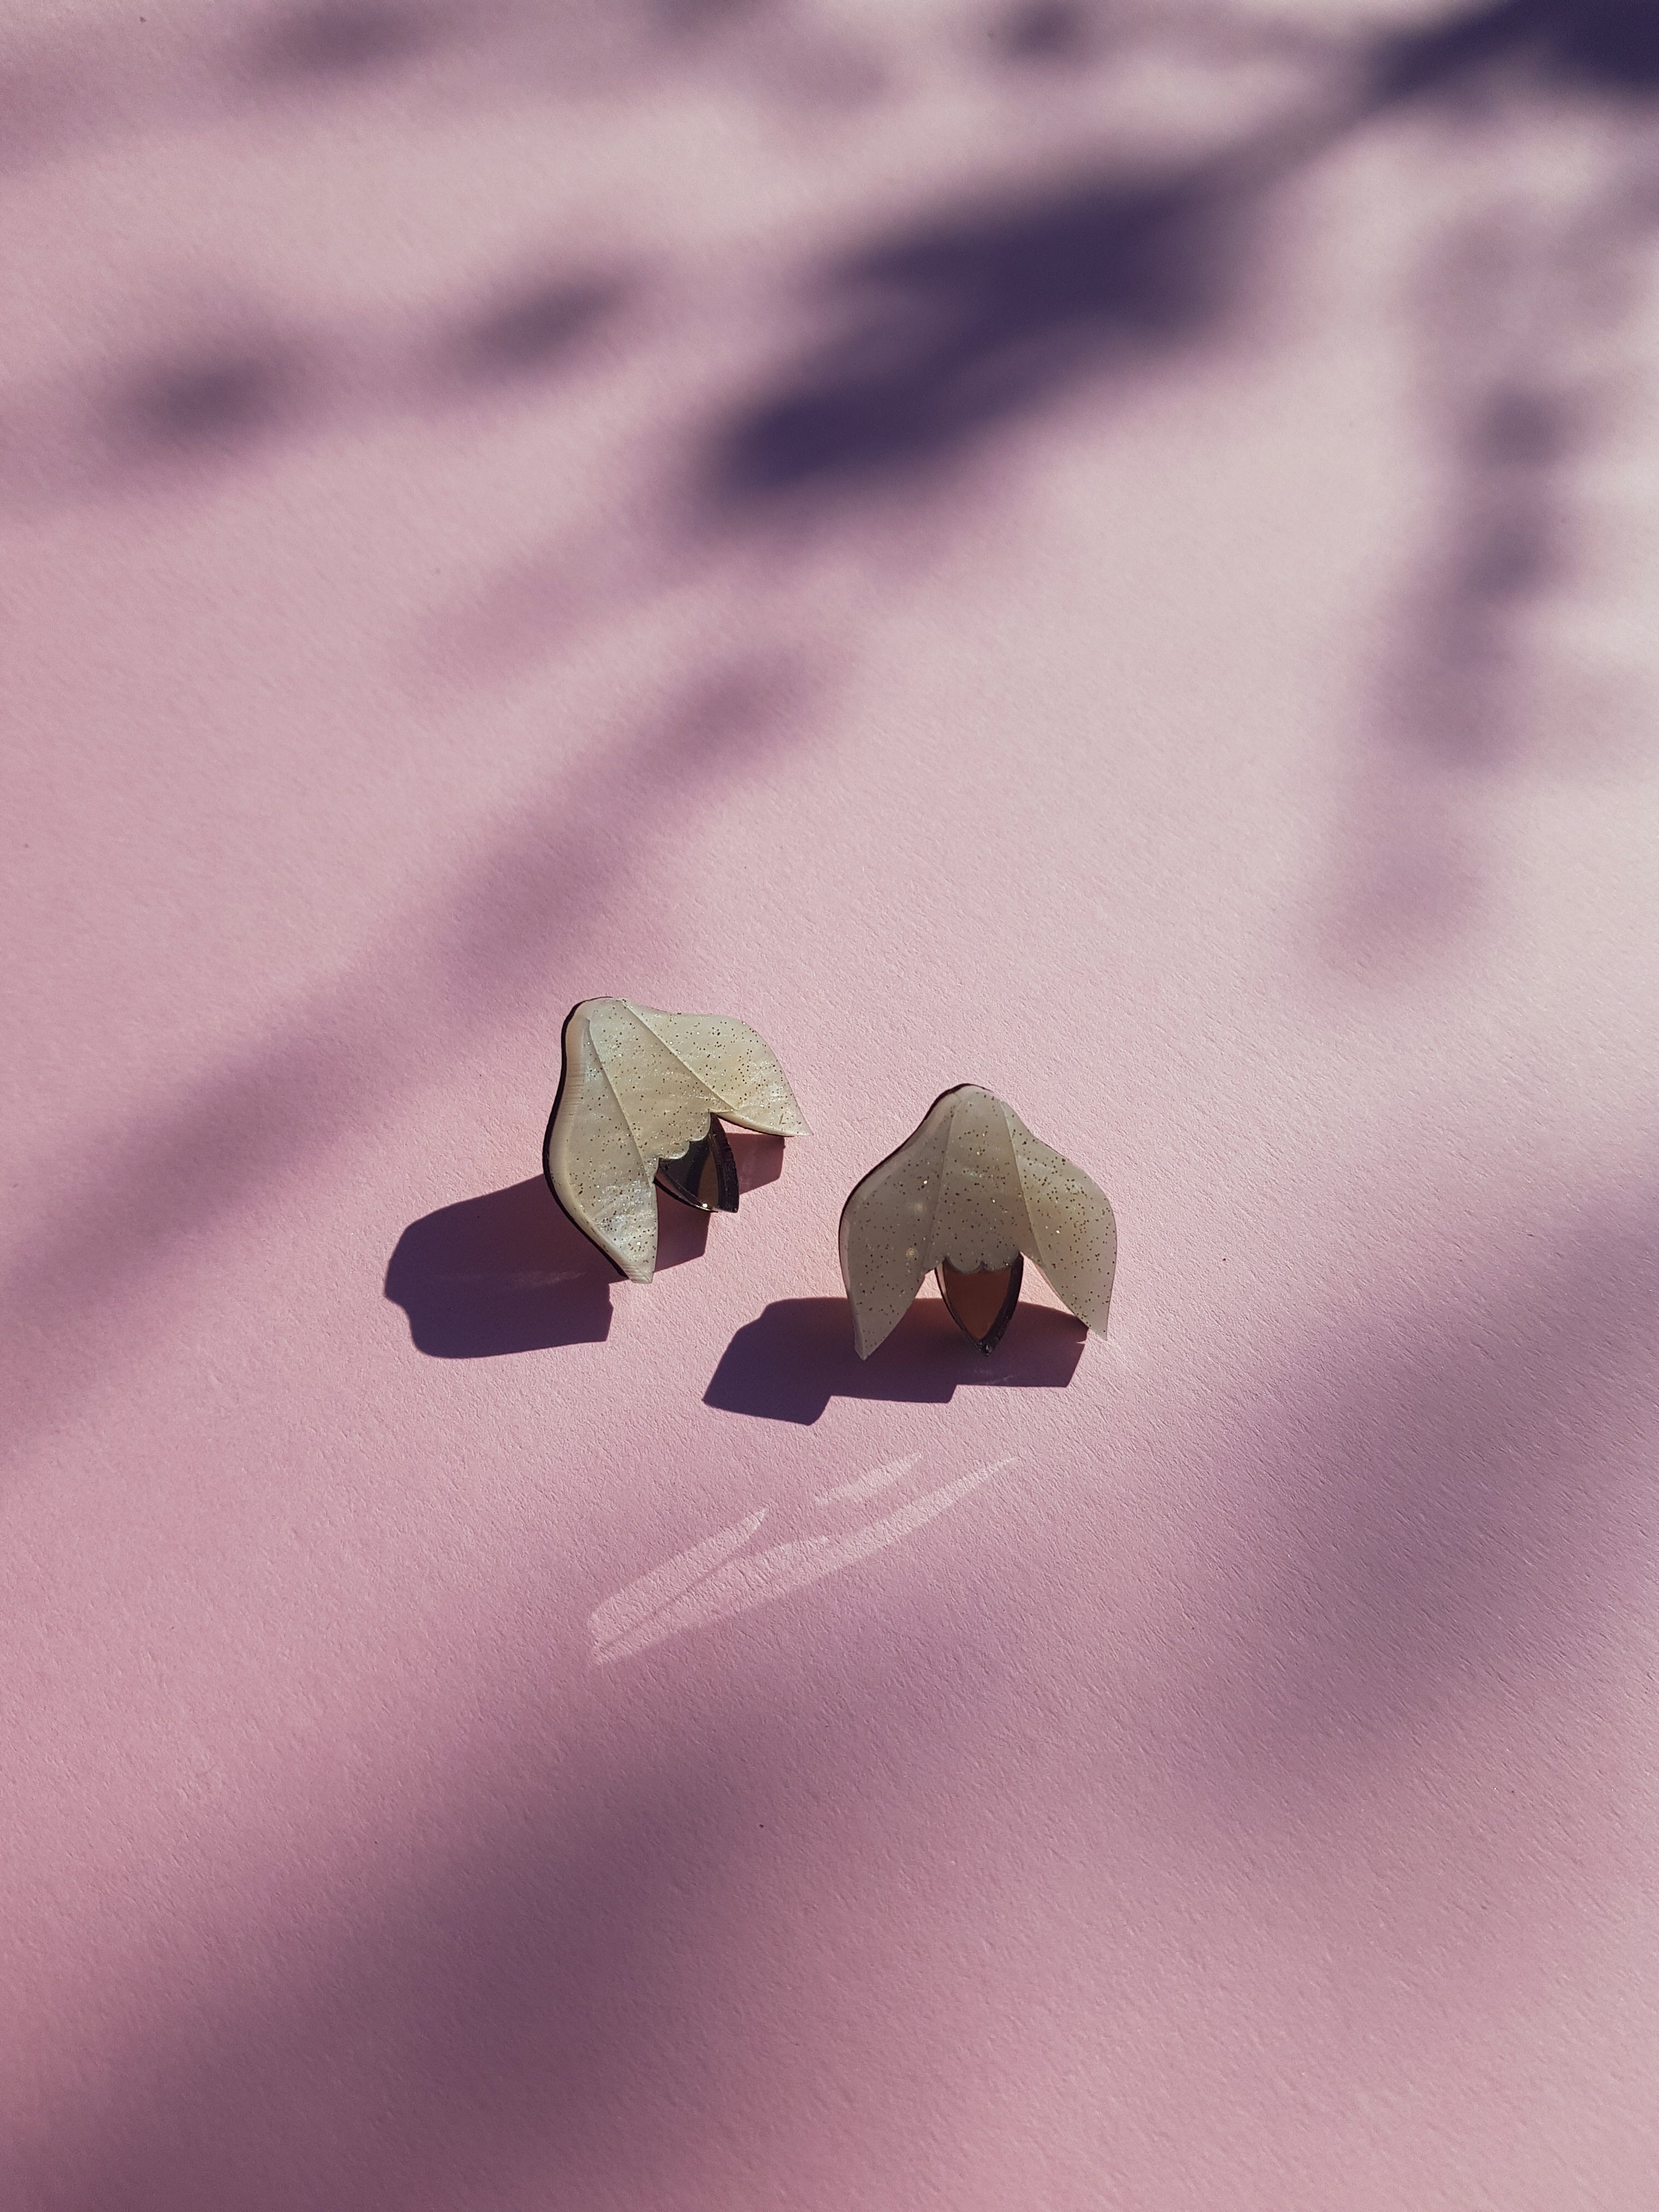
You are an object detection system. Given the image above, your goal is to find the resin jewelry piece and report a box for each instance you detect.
[838,1085,1115,1358]
[545,997,808,1283]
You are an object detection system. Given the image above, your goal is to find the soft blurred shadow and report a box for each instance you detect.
[695,0,1659,524]
[0,658,808,1460]
[1373,0,1659,105]
[7,0,1654,1406]
[115,337,321,460]
[20,1738,770,2212]
[438,272,630,388]
[1321,74,1659,971]
[993,2,1096,67]
[0,0,853,179]
[705,154,1259,509]
[252,0,450,83]
[1180,1182,1659,1812]
[30,1185,1659,2211]
[0,258,636,509]
[705,1293,1086,1424]
[10,10,1659,2204]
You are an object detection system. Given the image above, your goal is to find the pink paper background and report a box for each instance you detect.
[3,4,1657,2205]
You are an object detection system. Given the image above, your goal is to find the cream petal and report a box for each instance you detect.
[545,998,808,1283]
[839,1086,1115,1357]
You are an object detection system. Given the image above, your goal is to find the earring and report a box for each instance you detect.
[545,997,808,1283]
[838,1085,1115,1357]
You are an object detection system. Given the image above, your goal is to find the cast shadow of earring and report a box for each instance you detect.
[384,1132,789,1358]
[704,1293,1087,1425]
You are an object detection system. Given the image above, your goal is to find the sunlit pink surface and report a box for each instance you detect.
[3,4,1657,2207]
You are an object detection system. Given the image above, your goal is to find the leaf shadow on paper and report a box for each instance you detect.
[0,662,805,1459]
[18,1181,1659,2212]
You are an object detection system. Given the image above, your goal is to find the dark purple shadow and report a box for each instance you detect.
[385,1177,709,1357]
[704,1293,1086,1424]
[385,1136,786,1359]
[1373,0,1659,105]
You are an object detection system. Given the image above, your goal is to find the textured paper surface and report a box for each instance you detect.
[3,5,1658,2207]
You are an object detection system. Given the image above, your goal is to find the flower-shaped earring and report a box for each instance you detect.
[838,1085,1115,1356]
[545,997,808,1283]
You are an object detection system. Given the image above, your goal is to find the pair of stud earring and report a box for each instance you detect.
[544,997,1116,1357]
